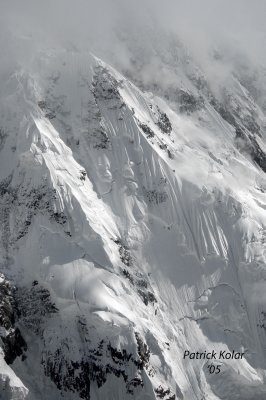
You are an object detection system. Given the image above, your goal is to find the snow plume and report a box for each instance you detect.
[1,0,266,91]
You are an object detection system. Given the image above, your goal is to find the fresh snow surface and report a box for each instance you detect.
[0,47,266,400]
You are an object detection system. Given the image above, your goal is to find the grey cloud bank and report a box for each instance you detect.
[1,0,266,89]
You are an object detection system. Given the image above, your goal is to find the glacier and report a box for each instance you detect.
[0,36,266,400]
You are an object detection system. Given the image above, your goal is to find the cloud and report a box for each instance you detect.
[1,0,266,89]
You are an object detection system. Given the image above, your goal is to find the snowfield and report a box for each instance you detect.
[0,45,266,400]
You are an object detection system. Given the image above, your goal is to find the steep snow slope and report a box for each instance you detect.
[1,49,266,400]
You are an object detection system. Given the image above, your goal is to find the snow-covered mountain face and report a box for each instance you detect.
[1,21,266,400]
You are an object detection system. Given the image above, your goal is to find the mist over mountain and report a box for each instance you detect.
[1,1,266,400]
[2,1,266,70]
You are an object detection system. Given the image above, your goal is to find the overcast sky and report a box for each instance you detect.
[1,0,266,74]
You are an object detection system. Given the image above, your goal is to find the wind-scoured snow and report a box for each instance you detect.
[0,46,266,400]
